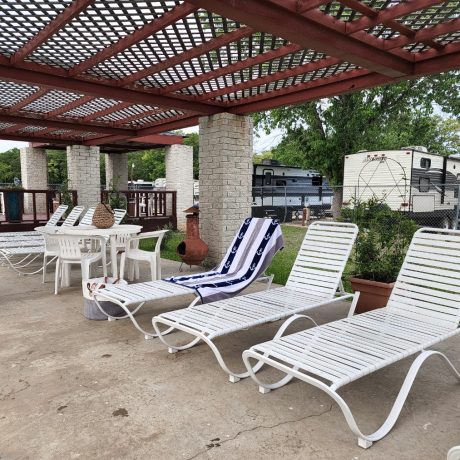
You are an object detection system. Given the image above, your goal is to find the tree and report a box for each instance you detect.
[254,73,460,215]
[0,148,20,184]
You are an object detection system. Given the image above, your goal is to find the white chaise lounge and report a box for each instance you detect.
[242,227,460,449]
[151,221,358,382]
[93,217,284,338]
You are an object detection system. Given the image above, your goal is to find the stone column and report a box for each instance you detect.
[105,152,128,190]
[165,144,194,230]
[20,146,48,214]
[66,145,101,209]
[199,113,253,263]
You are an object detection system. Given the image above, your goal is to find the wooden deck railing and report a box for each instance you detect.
[101,190,177,229]
[0,189,78,224]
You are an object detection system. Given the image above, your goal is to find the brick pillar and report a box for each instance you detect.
[199,113,253,263]
[66,145,101,208]
[165,144,194,230]
[105,152,128,190]
[20,146,48,214]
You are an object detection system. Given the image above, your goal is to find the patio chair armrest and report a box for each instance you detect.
[124,230,169,252]
[347,291,361,318]
[256,272,274,290]
[273,314,319,341]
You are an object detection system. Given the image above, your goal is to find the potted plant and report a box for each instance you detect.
[4,180,24,223]
[341,197,418,313]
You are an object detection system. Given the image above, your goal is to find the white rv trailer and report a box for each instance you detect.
[343,147,460,227]
[252,160,333,221]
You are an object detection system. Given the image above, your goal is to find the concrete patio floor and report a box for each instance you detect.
[1,259,459,459]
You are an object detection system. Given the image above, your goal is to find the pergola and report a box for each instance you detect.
[0,0,459,258]
[0,0,458,144]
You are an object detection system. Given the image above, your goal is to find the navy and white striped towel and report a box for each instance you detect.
[164,217,284,303]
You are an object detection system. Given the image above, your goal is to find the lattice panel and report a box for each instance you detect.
[26,0,182,69]
[96,104,158,123]
[23,90,83,114]
[17,125,48,133]
[62,98,121,118]
[320,1,363,22]
[0,81,39,107]
[125,109,185,127]
[86,11,241,81]
[435,30,460,45]
[0,123,15,130]
[177,49,324,97]
[397,2,460,30]
[0,0,73,57]
[140,33,291,90]
[219,62,357,102]
[366,25,400,40]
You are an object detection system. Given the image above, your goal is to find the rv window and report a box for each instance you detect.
[419,177,430,192]
[275,180,286,187]
[420,158,431,169]
[264,171,272,185]
[312,176,322,186]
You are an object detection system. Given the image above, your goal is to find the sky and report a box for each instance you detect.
[0,125,285,155]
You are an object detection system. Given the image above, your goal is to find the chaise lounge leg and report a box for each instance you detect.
[229,375,240,383]
[168,347,178,354]
[259,386,271,394]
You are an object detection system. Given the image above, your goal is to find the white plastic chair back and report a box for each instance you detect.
[56,235,83,262]
[43,233,60,254]
[79,207,95,226]
[285,221,358,299]
[45,205,68,227]
[61,206,85,227]
[113,208,127,225]
[387,227,460,330]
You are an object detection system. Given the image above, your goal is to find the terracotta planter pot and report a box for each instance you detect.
[350,277,395,314]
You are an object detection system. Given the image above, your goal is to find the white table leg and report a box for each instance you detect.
[110,235,118,278]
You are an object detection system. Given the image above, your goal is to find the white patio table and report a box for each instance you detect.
[35,224,142,279]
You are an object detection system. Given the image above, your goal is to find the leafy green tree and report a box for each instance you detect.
[254,73,460,215]
[0,148,20,184]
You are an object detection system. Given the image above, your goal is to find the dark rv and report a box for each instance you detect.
[343,147,460,228]
[252,160,333,221]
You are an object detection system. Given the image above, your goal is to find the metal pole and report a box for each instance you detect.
[455,185,460,230]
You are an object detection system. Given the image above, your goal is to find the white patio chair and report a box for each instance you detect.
[448,446,460,460]
[61,205,85,227]
[0,204,68,240]
[93,218,284,337]
[42,233,60,283]
[119,230,168,282]
[54,234,107,294]
[78,207,95,226]
[113,208,127,225]
[242,227,460,449]
[151,221,358,381]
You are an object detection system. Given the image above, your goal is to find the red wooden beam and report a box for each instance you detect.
[159,43,303,95]
[0,113,134,136]
[0,64,221,114]
[131,134,184,144]
[346,0,445,35]
[120,26,255,85]
[186,0,413,77]
[69,3,197,76]
[84,113,200,145]
[0,133,83,144]
[7,88,49,112]
[10,0,96,64]
[196,56,342,101]
[336,0,378,18]
[229,69,384,113]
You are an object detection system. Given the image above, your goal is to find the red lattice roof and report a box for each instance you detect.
[0,0,458,148]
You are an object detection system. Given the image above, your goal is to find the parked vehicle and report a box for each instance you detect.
[251,159,333,221]
[128,180,155,190]
[343,147,460,228]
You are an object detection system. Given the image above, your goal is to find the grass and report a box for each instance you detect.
[139,229,184,262]
[140,224,354,289]
[266,224,306,285]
